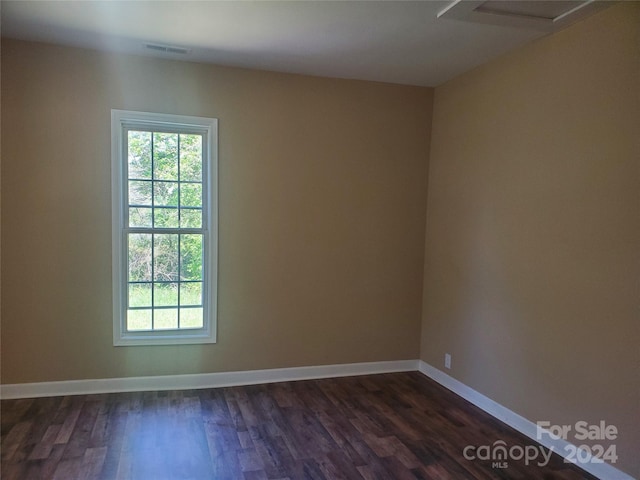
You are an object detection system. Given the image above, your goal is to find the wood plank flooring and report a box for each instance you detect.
[1,372,596,479]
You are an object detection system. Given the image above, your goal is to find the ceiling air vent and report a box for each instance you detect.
[144,43,190,55]
[438,0,611,31]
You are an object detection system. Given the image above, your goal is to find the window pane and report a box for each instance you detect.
[154,181,179,206]
[153,133,178,180]
[180,308,203,329]
[180,134,202,181]
[127,309,152,331]
[154,234,179,281]
[180,282,202,306]
[129,207,152,228]
[128,131,152,179]
[128,234,152,282]
[129,180,152,206]
[154,207,179,228]
[155,308,178,329]
[180,183,202,208]
[180,209,202,228]
[129,283,152,307]
[154,283,178,306]
[180,234,203,281]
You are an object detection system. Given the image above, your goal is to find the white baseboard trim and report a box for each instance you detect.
[0,359,419,400]
[417,360,635,480]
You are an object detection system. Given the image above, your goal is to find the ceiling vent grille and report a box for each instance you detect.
[144,43,190,55]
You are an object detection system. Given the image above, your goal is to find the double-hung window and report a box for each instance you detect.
[111,110,217,345]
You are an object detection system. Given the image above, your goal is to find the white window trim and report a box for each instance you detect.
[111,109,218,346]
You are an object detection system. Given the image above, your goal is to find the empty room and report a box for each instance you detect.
[1,1,638,479]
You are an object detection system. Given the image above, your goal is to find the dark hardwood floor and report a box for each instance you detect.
[1,372,596,480]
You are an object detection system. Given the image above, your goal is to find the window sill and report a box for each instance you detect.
[114,330,217,346]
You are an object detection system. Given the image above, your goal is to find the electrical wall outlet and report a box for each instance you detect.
[445,353,451,369]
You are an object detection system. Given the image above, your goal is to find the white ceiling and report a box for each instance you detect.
[0,1,609,87]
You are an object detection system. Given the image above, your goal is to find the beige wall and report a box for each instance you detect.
[1,39,433,384]
[421,4,639,477]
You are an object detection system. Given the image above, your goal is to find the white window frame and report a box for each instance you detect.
[111,110,218,346]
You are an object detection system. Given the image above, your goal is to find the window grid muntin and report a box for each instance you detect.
[128,305,203,310]
[150,133,155,328]
[177,134,181,327]
[124,125,207,333]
